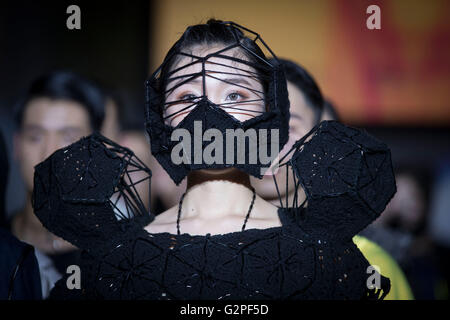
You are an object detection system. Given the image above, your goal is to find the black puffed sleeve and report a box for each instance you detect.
[289,121,396,241]
[32,133,154,253]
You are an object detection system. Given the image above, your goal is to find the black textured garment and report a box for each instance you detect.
[32,121,395,300]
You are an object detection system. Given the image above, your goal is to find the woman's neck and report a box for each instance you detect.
[182,171,255,220]
[187,168,252,191]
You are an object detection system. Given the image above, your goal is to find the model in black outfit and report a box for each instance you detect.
[32,20,395,300]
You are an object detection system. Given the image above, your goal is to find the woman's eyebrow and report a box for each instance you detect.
[167,73,259,97]
[173,77,201,87]
[178,75,252,87]
[221,77,252,87]
[166,75,202,93]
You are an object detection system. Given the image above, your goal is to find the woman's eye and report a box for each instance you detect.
[226,92,243,102]
[180,94,197,101]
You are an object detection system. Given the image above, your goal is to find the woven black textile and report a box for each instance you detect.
[32,121,395,300]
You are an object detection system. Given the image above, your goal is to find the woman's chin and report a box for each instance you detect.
[198,167,236,175]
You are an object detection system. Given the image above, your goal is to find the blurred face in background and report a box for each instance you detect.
[251,81,316,201]
[375,172,426,233]
[15,97,92,192]
[285,81,316,145]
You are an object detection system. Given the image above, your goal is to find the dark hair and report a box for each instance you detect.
[276,59,324,125]
[323,99,340,121]
[158,19,269,100]
[14,71,106,131]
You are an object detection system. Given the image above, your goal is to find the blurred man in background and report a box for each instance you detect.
[10,71,106,298]
[1,131,42,300]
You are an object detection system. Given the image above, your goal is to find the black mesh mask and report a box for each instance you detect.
[145,21,290,185]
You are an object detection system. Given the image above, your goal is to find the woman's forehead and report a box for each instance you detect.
[170,45,256,79]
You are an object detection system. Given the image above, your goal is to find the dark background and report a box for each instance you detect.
[0,0,151,214]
